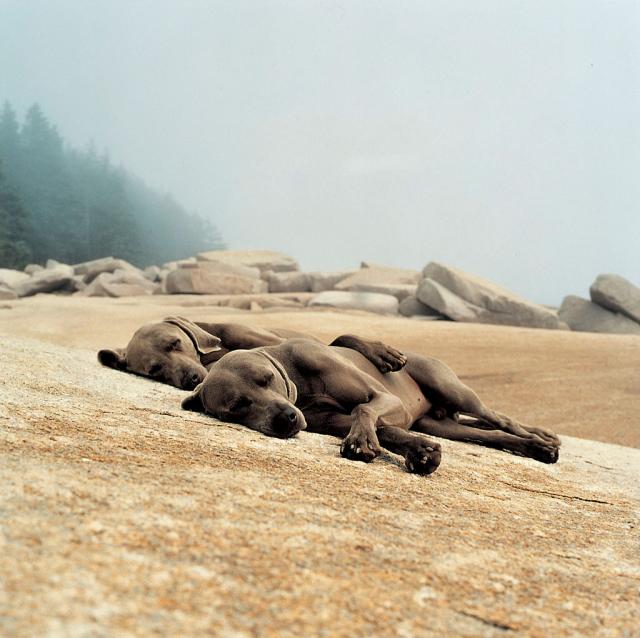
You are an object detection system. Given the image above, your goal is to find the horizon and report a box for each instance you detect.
[1,0,638,305]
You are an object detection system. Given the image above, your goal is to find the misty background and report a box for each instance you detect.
[1,0,638,305]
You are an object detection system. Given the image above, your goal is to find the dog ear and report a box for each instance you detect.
[98,348,127,370]
[163,316,221,355]
[181,384,205,413]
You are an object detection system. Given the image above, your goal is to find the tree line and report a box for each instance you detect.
[0,101,223,270]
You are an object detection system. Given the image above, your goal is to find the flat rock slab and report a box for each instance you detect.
[13,266,74,297]
[420,262,564,329]
[559,295,640,335]
[590,273,640,323]
[73,257,138,283]
[399,294,445,318]
[308,270,354,292]
[335,266,421,292]
[309,290,399,314]
[197,250,299,274]
[165,268,268,295]
[0,268,30,289]
[0,335,638,636]
[268,271,312,293]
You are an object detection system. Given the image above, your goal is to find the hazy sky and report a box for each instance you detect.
[1,0,638,304]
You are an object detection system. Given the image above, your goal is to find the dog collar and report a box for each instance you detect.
[259,351,297,404]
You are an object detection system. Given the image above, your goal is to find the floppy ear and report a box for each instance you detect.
[181,384,205,413]
[163,316,221,355]
[98,348,127,370]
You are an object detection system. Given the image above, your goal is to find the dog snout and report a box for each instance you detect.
[271,406,300,438]
[181,369,205,390]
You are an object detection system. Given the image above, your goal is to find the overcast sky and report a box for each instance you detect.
[1,0,638,304]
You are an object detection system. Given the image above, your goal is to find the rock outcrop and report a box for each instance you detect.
[589,273,640,324]
[0,334,638,637]
[559,295,640,335]
[417,262,565,329]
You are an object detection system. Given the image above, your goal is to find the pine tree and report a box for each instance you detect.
[0,159,32,268]
[19,103,85,263]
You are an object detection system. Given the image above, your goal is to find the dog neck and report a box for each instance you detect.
[258,351,297,404]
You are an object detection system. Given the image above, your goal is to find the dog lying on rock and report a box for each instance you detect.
[98,316,407,389]
[181,338,561,474]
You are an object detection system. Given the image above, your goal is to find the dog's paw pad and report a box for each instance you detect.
[528,440,560,464]
[340,436,380,463]
[405,440,441,475]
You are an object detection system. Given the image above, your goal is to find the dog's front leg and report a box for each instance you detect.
[340,392,409,463]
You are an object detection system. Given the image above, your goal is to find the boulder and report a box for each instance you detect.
[399,295,444,318]
[0,283,17,300]
[0,268,30,289]
[71,276,87,293]
[559,295,640,335]
[197,250,299,274]
[23,264,43,275]
[308,271,354,292]
[590,274,640,324]
[143,265,162,282]
[309,291,399,314]
[46,259,70,270]
[418,262,564,329]
[80,271,157,298]
[13,265,74,297]
[73,257,138,283]
[164,267,268,295]
[191,260,261,280]
[268,271,312,293]
[162,257,197,271]
[335,266,421,293]
[339,282,417,301]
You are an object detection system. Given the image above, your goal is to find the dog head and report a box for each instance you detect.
[98,316,220,390]
[181,349,306,438]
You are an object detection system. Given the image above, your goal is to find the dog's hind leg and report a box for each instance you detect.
[412,416,559,464]
[404,354,559,445]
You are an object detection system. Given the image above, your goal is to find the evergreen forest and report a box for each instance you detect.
[0,101,223,269]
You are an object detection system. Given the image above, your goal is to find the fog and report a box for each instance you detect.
[1,0,638,304]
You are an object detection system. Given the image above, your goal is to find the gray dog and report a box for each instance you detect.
[181,338,560,474]
[98,316,407,389]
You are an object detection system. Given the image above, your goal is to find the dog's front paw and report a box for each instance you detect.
[366,342,407,374]
[340,429,382,463]
[527,438,560,464]
[405,439,441,475]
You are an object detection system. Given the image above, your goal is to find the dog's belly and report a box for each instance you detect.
[332,347,431,426]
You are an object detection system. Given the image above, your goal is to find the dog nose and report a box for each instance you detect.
[182,371,203,390]
[272,407,299,437]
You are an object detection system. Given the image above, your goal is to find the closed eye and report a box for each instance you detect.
[256,372,274,387]
[229,397,252,413]
[165,339,181,352]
